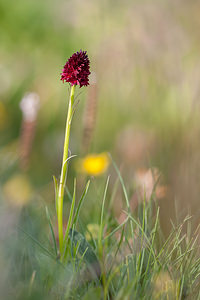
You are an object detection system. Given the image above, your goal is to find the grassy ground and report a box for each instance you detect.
[1,168,200,299]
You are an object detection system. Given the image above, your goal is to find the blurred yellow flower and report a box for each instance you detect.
[77,152,110,176]
[85,223,100,241]
[3,174,32,207]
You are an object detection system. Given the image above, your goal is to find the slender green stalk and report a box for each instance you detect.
[58,84,75,255]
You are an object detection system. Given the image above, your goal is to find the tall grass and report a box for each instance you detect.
[9,162,199,300]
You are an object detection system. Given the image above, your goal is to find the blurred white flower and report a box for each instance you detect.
[19,92,40,122]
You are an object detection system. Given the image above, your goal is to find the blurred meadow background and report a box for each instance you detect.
[0,0,200,298]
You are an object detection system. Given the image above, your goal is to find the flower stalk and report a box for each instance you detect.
[57,49,90,257]
[58,84,75,255]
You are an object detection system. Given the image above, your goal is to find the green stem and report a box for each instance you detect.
[58,84,75,255]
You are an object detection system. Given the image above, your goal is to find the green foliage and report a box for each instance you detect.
[8,168,199,300]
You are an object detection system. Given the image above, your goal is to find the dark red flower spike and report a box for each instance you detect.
[61,50,91,88]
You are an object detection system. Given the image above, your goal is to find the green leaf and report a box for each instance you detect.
[63,178,77,259]
[69,228,101,279]
[45,206,58,256]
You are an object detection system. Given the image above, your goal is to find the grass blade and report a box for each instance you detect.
[98,176,110,246]
[19,227,56,261]
[110,156,135,247]
[53,175,58,214]
[45,206,58,256]
[73,180,90,228]
[63,178,77,259]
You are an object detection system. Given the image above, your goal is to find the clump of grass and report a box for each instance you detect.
[16,160,199,300]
